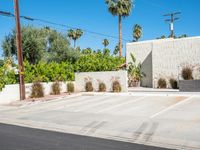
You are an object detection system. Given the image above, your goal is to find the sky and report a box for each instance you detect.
[0,0,200,58]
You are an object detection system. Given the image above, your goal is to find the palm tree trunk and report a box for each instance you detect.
[119,15,122,57]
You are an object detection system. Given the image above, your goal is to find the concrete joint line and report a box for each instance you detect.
[150,96,194,119]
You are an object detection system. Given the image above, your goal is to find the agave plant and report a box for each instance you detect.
[128,53,145,86]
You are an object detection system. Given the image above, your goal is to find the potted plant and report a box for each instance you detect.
[128,53,145,87]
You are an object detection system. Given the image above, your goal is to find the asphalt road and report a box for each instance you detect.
[0,123,171,150]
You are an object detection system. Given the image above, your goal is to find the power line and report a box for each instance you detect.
[163,12,181,38]
[0,10,130,42]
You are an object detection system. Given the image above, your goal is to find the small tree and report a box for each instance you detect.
[128,53,145,87]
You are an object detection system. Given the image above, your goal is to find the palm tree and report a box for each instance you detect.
[67,29,83,48]
[133,24,142,42]
[102,39,109,48]
[113,45,119,55]
[105,0,133,57]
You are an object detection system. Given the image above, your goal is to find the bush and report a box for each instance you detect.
[67,82,74,93]
[182,67,193,80]
[112,81,121,92]
[169,78,178,89]
[99,82,106,92]
[51,81,61,95]
[31,81,44,98]
[158,78,167,89]
[85,81,93,92]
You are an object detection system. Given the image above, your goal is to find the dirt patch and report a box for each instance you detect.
[8,92,78,107]
[175,96,187,101]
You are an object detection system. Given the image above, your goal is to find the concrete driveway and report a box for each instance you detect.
[0,94,200,149]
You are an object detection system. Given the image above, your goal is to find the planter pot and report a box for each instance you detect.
[179,80,200,92]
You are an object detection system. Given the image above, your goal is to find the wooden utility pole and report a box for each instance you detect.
[164,12,181,38]
[14,0,25,100]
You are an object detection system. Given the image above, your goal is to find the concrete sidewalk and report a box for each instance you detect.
[0,95,200,150]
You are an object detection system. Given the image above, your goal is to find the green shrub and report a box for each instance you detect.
[99,82,106,92]
[67,82,74,93]
[169,78,178,89]
[24,60,74,83]
[31,81,44,98]
[112,81,121,92]
[0,67,5,91]
[85,81,93,92]
[51,81,61,95]
[158,78,167,89]
[181,67,193,80]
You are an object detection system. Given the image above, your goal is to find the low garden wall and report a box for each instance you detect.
[0,82,72,104]
[75,70,128,92]
[179,80,200,92]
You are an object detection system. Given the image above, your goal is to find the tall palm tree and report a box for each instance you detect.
[67,29,83,48]
[113,45,119,55]
[105,0,133,57]
[133,24,142,42]
[102,39,109,48]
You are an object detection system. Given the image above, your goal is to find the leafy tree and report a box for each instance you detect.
[0,60,4,67]
[2,27,45,64]
[157,35,166,39]
[67,29,83,48]
[102,39,109,48]
[103,48,110,57]
[82,48,93,55]
[105,0,133,57]
[75,53,125,72]
[0,67,5,91]
[2,26,73,64]
[178,34,188,38]
[133,24,142,42]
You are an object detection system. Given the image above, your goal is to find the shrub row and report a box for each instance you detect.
[157,78,178,89]
[85,81,122,92]
[157,66,194,89]
[31,82,74,98]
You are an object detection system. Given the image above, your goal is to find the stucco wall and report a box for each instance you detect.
[126,37,200,88]
[75,71,128,92]
[0,82,71,104]
[126,41,153,87]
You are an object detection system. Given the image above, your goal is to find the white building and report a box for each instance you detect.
[126,36,200,88]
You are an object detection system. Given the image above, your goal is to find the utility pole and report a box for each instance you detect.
[14,0,25,100]
[164,12,181,38]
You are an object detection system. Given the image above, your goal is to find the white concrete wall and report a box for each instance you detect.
[75,71,128,92]
[0,82,73,104]
[126,37,200,88]
[126,41,153,87]
[152,37,200,88]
